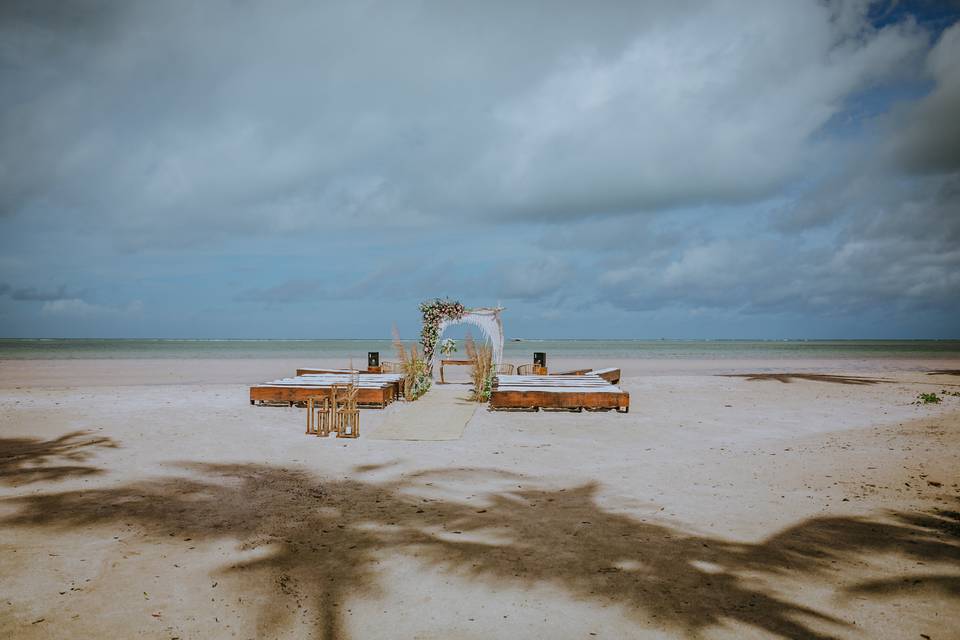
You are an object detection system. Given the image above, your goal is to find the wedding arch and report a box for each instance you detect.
[419,299,504,374]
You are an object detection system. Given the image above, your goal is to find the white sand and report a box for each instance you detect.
[0,357,958,639]
[371,385,478,441]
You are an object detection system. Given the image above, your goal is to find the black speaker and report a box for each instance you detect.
[533,352,547,367]
[368,352,380,367]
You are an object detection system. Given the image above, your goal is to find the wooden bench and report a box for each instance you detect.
[296,368,382,375]
[550,367,621,383]
[250,374,401,408]
[297,373,405,400]
[588,368,621,384]
[489,374,629,412]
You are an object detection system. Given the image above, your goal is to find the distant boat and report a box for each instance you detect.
[511,338,523,342]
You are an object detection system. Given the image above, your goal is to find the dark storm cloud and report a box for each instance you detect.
[0,283,73,301]
[236,259,470,305]
[0,0,931,238]
[582,171,960,318]
[0,0,121,31]
[10,285,70,301]
[236,254,576,307]
[888,23,960,173]
[492,257,575,302]
[1,1,958,337]
[0,279,143,325]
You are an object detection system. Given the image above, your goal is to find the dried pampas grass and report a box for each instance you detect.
[392,325,431,400]
[464,332,494,402]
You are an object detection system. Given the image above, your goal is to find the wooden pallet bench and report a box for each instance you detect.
[489,374,629,412]
[300,373,405,401]
[550,367,621,384]
[296,368,379,375]
[588,368,621,384]
[295,369,406,398]
[250,373,404,408]
[553,367,594,376]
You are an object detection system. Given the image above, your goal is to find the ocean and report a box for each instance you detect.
[1,339,959,360]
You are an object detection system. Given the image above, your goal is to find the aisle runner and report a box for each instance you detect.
[371,384,478,441]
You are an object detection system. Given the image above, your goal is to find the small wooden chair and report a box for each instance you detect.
[517,363,548,375]
[496,363,515,375]
[332,381,360,438]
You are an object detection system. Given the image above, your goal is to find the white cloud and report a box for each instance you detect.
[41,298,143,318]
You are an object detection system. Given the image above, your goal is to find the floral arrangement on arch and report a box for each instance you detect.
[440,338,457,357]
[419,298,465,365]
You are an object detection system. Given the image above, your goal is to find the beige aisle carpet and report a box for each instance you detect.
[371,384,478,440]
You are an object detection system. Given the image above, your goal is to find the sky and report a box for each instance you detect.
[1,0,958,339]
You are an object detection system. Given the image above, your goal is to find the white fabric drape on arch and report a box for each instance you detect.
[431,307,504,377]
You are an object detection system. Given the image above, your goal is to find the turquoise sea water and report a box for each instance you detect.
[1,339,959,360]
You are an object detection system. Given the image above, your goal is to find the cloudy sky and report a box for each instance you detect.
[1,0,958,339]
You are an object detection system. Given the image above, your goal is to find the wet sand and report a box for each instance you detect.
[1,357,958,639]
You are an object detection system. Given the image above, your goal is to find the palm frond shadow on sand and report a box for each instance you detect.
[721,373,887,385]
[0,431,118,486]
[2,463,958,640]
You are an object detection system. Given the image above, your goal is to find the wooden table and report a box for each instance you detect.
[439,359,475,383]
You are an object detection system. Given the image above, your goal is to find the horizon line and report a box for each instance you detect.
[2,337,959,342]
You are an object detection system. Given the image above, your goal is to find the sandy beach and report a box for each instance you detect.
[5,0,960,637]
[1,356,958,639]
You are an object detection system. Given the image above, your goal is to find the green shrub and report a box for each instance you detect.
[916,392,941,404]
